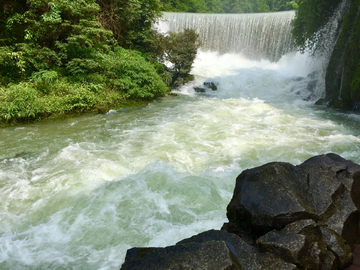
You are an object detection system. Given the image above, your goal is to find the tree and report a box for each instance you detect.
[160,29,201,87]
[0,0,114,82]
[96,0,163,49]
[205,0,224,13]
[160,0,301,13]
[160,0,212,13]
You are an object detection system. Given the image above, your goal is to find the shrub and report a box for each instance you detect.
[162,29,201,87]
[0,83,41,120]
[99,47,169,99]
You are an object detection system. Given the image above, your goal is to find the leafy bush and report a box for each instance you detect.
[97,0,163,49]
[157,29,201,87]
[100,47,168,99]
[160,0,298,13]
[0,46,169,123]
[0,83,41,120]
[0,0,113,81]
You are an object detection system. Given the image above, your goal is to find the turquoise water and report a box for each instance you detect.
[1,51,360,269]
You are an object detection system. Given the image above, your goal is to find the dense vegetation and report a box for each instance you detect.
[291,0,343,53]
[292,0,360,112]
[160,0,299,13]
[0,0,200,124]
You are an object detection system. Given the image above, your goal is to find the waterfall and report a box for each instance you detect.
[159,11,296,62]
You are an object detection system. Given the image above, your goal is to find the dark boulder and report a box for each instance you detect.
[223,153,360,269]
[121,154,360,270]
[204,81,219,90]
[178,230,297,270]
[307,80,317,91]
[256,220,315,265]
[193,81,219,92]
[256,219,350,269]
[320,226,353,267]
[225,162,317,239]
[194,86,207,92]
[120,240,243,270]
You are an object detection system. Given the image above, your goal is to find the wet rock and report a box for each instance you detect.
[351,171,360,209]
[300,153,360,191]
[307,70,319,80]
[194,86,206,92]
[321,251,338,270]
[178,230,297,270]
[299,154,360,247]
[256,220,315,265]
[257,229,306,265]
[291,76,304,82]
[326,192,358,237]
[223,153,358,269]
[121,240,243,270]
[320,226,353,268]
[256,220,350,269]
[225,162,317,239]
[193,81,219,92]
[204,81,219,90]
[307,80,318,92]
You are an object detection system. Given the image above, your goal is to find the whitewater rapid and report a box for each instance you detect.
[1,51,360,269]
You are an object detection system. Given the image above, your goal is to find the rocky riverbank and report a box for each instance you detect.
[317,0,360,112]
[121,153,360,269]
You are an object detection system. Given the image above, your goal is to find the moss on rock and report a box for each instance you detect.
[324,0,360,111]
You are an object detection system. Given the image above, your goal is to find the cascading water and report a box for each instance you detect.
[1,9,360,270]
[160,11,295,62]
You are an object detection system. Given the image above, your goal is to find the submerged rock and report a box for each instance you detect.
[194,86,207,92]
[193,81,219,92]
[121,154,360,270]
[307,80,317,92]
[204,81,219,90]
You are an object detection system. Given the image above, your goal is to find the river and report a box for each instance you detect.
[2,13,360,270]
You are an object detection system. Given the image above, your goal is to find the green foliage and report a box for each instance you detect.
[160,0,298,13]
[30,69,59,93]
[99,47,168,99]
[160,0,212,12]
[0,83,41,120]
[0,78,113,122]
[161,29,201,87]
[0,46,169,122]
[96,0,163,49]
[0,0,113,79]
[267,0,298,11]
[0,46,25,83]
[0,0,176,124]
[291,0,343,53]
[336,0,360,109]
[222,0,269,13]
[314,0,360,112]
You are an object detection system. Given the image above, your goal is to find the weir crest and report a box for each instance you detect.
[159,11,296,62]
